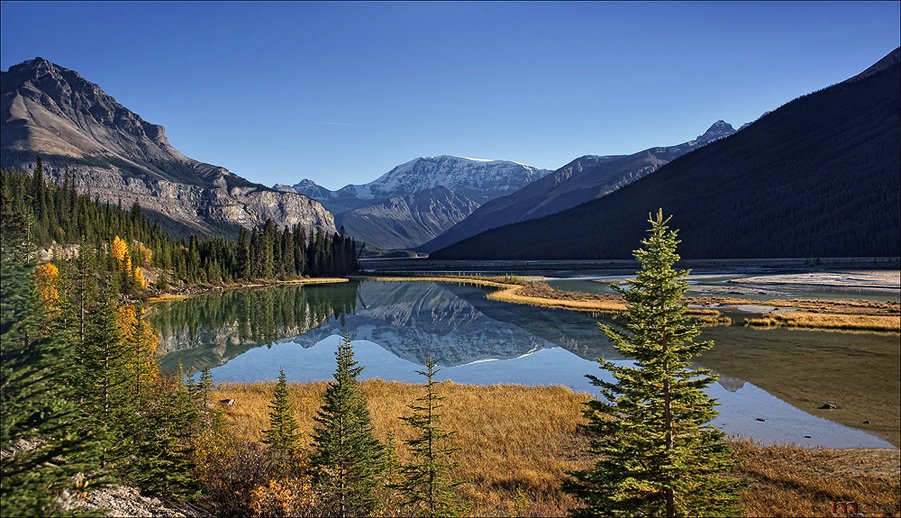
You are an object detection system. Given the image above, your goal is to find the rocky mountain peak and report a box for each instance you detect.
[6,57,68,79]
[3,56,177,159]
[13,56,55,71]
[696,120,736,143]
[280,155,552,215]
[2,57,336,237]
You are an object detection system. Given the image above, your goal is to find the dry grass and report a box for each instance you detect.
[214,380,590,516]
[144,293,191,303]
[744,312,900,331]
[278,277,350,285]
[730,438,900,517]
[212,381,899,517]
[487,282,626,313]
[494,285,900,330]
[355,274,529,290]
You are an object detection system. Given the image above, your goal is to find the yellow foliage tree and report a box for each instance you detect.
[111,236,132,274]
[33,263,60,310]
[135,242,153,267]
[134,268,149,289]
[117,305,160,395]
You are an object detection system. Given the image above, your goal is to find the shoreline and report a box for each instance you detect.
[360,273,900,331]
[142,271,899,330]
[142,277,349,303]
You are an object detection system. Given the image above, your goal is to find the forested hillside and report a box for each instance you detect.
[1,161,358,288]
[432,56,900,260]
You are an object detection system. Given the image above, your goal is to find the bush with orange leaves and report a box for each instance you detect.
[249,477,322,518]
[133,267,149,289]
[193,426,275,517]
[133,241,153,267]
[33,263,62,333]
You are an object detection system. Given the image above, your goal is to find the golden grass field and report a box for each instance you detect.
[212,380,900,517]
[743,312,900,331]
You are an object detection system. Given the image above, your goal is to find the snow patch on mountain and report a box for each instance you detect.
[280,155,552,213]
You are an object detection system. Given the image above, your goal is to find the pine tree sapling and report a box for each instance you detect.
[564,210,747,518]
[397,352,467,518]
[197,365,215,408]
[309,333,386,517]
[263,369,302,459]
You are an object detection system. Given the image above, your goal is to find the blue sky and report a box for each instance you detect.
[2,2,899,190]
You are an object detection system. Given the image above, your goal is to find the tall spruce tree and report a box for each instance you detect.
[397,352,467,518]
[309,333,386,517]
[1,259,103,516]
[124,375,202,498]
[196,365,214,407]
[79,285,139,471]
[563,210,746,518]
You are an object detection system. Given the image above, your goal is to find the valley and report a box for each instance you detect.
[2,38,899,518]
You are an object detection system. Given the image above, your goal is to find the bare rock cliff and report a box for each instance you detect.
[1,57,334,236]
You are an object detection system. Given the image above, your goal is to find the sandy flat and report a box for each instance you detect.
[731,271,900,290]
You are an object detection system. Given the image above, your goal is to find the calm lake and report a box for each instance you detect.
[148,278,899,449]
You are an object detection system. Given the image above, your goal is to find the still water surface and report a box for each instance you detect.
[148,280,896,449]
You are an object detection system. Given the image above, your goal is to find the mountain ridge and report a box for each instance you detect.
[419,120,738,253]
[334,186,481,251]
[278,155,552,214]
[431,48,901,260]
[1,57,335,237]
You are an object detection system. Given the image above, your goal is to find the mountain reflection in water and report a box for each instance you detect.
[148,280,897,449]
[149,280,619,373]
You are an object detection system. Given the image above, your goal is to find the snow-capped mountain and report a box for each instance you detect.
[278,155,553,214]
[420,120,740,253]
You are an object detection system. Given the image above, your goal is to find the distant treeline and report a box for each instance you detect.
[1,160,359,289]
[433,61,901,260]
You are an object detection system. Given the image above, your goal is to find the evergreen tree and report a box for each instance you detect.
[196,365,214,407]
[563,210,747,518]
[124,375,202,499]
[397,352,467,517]
[31,156,46,226]
[1,259,103,516]
[1,178,29,263]
[237,226,251,280]
[263,368,302,458]
[293,225,307,276]
[79,285,137,469]
[309,333,386,517]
